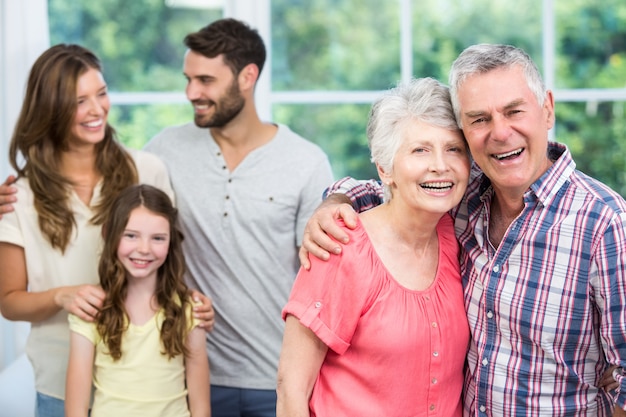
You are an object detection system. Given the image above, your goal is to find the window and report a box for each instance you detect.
[1,0,624,376]
[46,0,626,193]
[553,1,626,195]
[48,0,223,141]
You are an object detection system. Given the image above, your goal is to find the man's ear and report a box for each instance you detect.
[543,89,555,129]
[238,63,259,92]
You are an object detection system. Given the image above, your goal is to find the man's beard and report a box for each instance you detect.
[193,79,245,128]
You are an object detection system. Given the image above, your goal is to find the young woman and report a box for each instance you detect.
[65,184,210,417]
[276,78,471,417]
[0,44,175,417]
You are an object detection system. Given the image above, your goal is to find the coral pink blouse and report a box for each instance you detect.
[283,214,469,417]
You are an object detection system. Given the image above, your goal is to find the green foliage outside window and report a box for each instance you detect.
[555,0,626,196]
[48,0,626,196]
[48,0,221,143]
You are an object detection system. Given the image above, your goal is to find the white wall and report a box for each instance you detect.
[0,0,50,372]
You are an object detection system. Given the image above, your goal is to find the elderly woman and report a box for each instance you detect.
[276,77,471,417]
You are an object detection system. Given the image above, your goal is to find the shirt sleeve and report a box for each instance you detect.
[593,212,626,408]
[0,208,23,247]
[324,177,384,213]
[0,181,27,247]
[132,149,176,203]
[283,223,377,355]
[68,313,99,345]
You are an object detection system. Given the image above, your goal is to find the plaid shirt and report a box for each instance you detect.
[326,142,626,416]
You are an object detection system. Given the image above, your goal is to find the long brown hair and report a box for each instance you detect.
[97,184,192,360]
[8,44,138,252]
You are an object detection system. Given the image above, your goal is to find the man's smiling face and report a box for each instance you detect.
[458,65,555,197]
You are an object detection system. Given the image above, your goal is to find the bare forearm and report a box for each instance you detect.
[276,392,311,417]
[188,378,211,417]
[1,284,103,323]
[0,243,61,321]
[1,252,104,323]
[323,192,352,208]
[64,404,89,417]
[0,288,62,322]
[66,332,94,417]
[276,317,326,417]
[187,328,211,416]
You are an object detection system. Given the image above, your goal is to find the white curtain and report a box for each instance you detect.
[0,0,50,371]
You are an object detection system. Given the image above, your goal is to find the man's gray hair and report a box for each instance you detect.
[448,44,546,128]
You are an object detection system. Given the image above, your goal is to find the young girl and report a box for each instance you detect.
[0,43,179,417]
[65,184,211,417]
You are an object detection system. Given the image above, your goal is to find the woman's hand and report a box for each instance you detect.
[55,284,106,321]
[0,175,17,220]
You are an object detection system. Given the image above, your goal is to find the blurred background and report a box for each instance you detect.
[1,0,625,411]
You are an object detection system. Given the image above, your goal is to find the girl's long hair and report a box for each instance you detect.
[8,44,138,252]
[97,184,192,360]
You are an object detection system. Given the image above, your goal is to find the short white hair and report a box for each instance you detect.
[367,77,461,201]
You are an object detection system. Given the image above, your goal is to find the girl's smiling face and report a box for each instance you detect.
[117,206,171,283]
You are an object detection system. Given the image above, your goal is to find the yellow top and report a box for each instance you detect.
[69,305,199,417]
[0,149,173,400]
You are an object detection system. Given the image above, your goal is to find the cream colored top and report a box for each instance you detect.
[0,149,173,400]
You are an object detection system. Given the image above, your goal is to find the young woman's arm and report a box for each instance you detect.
[276,315,328,417]
[65,330,95,417]
[185,326,211,417]
[0,242,105,322]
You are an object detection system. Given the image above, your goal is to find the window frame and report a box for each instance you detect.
[2,0,626,371]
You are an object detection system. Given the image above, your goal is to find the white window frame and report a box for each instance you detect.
[2,0,626,371]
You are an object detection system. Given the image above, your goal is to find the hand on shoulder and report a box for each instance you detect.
[299,194,358,270]
[0,175,18,219]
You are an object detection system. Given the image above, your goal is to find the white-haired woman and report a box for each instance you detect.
[276,77,471,417]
